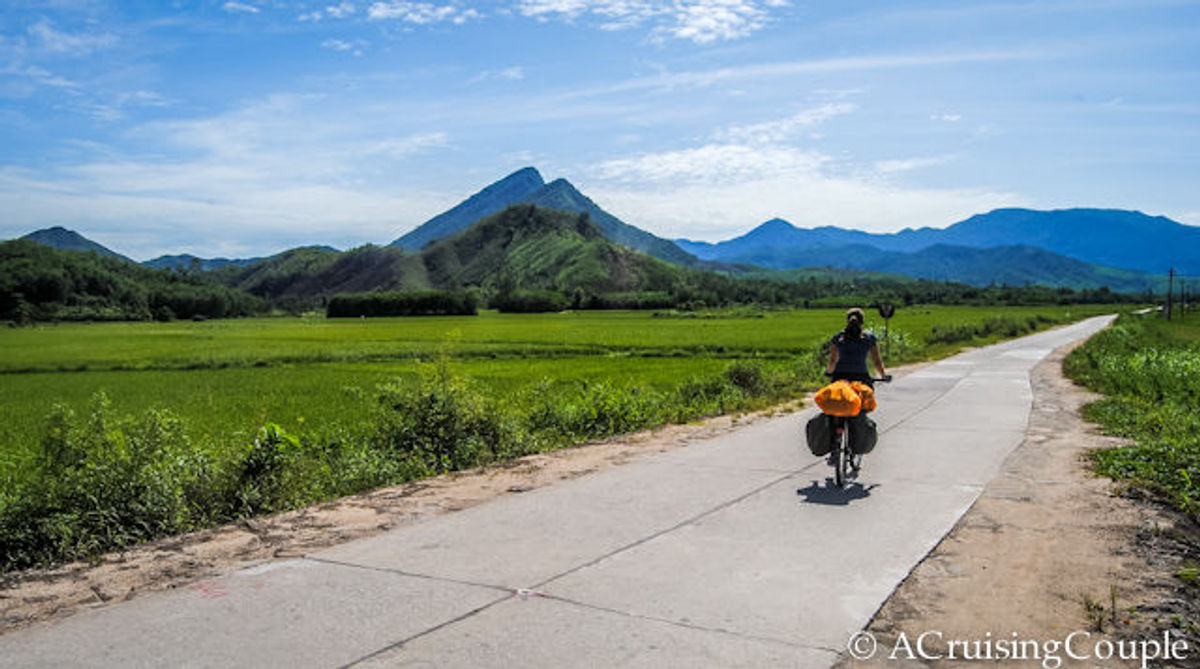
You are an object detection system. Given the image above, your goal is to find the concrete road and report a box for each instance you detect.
[0,316,1115,668]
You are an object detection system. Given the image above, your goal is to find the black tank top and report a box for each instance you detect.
[831,330,876,375]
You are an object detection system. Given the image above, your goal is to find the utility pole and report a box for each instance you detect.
[1167,268,1174,320]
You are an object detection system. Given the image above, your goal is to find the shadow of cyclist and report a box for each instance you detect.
[795,480,877,506]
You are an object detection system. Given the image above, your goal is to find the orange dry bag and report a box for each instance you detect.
[850,381,876,413]
[814,380,862,417]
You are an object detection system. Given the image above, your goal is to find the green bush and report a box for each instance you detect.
[327,290,477,317]
[724,359,769,396]
[491,289,570,313]
[0,394,220,571]
[370,361,520,474]
[1065,313,1200,518]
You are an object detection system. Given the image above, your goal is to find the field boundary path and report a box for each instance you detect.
[0,315,1116,668]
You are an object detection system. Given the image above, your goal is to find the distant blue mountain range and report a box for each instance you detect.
[677,209,1199,277]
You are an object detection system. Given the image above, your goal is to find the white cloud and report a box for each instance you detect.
[716,103,856,144]
[301,2,358,21]
[115,90,172,108]
[873,155,956,174]
[27,20,118,55]
[931,113,962,122]
[549,50,1043,101]
[0,94,458,258]
[320,38,368,54]
[583,107,1018,237]
[589,163,1021,238]
[362,132,450,156]
[514,0,790,43]
[4,64,78,89]
[595,143,828,184]
[367,2,480,24]
[221,2,261,14]
[469,66,525,83]
[327,2,357,18]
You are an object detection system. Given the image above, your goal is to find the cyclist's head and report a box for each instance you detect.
[845,307,865,336]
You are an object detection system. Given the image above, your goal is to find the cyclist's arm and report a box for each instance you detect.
[870,343,886,378]
[826,344,839,374]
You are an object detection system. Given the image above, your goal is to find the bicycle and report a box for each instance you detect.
[822,374,891,488]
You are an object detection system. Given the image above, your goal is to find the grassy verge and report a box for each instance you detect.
[1064,310,1200,517]
[0,305,1117,573]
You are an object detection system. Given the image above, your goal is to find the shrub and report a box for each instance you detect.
[724,360,769,396]
[327,290,477,317]
[370,361,518,474]
[0,395,217,571]
[491,289,570,313]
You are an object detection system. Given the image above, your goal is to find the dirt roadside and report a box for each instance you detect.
[0,398,807,634]
[840,340,1200,668]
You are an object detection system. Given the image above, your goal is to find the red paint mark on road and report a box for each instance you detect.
[190,581,229,599]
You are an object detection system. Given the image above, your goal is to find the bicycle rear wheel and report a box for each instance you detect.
[834,427,849,487]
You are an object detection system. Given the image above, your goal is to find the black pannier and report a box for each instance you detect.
[849,414,878,454]
[805,414,832,456]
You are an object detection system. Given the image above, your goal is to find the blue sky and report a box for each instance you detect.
[2,0,1198,260]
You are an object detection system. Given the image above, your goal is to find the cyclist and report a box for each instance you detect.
[826,307,887,387]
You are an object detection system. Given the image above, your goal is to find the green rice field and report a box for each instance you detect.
[1,305,1117,474]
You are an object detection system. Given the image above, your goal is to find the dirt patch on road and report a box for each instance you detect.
[0,401,803,634]
[841,341,1199,668]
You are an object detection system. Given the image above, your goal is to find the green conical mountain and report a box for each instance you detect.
[391,167,546,251]
[421,204,681,295]
[222,205,684,304]
[390,168,698,267]
[523,179,697,267]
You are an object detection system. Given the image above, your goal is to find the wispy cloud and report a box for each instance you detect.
[873,154,956,174]
[515,0,790,43]
[27,19,118,56]
[584,105,1015,237]
[221,2,261,14]
[0,94,458,258]
[367,2,483,24]
[589,156,1021,238]
[549,50,1044,101]
[327,2,358,18]
[320,38,368,55]
[300,2,361,21]
[716,103,856,144]
[468,66,525,83]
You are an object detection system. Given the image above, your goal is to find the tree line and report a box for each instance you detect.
[1,241,262,323]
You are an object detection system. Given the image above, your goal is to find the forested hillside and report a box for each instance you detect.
[1,240,261,322]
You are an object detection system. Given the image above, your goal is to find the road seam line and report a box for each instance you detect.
[535,590,843,656]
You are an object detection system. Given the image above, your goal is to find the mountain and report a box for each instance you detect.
[1,240,260,322]
[681,208,1200,276]
[144,254,265,271]
[421,204,681,295]
[226,206,683,303]
[390,168,698,267]
[522,178,696,266]
[891,208,1200,275]
[725,241,1160,292]
[20,227,132,263]
[677,218,882,262]
[391,167,546,251]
